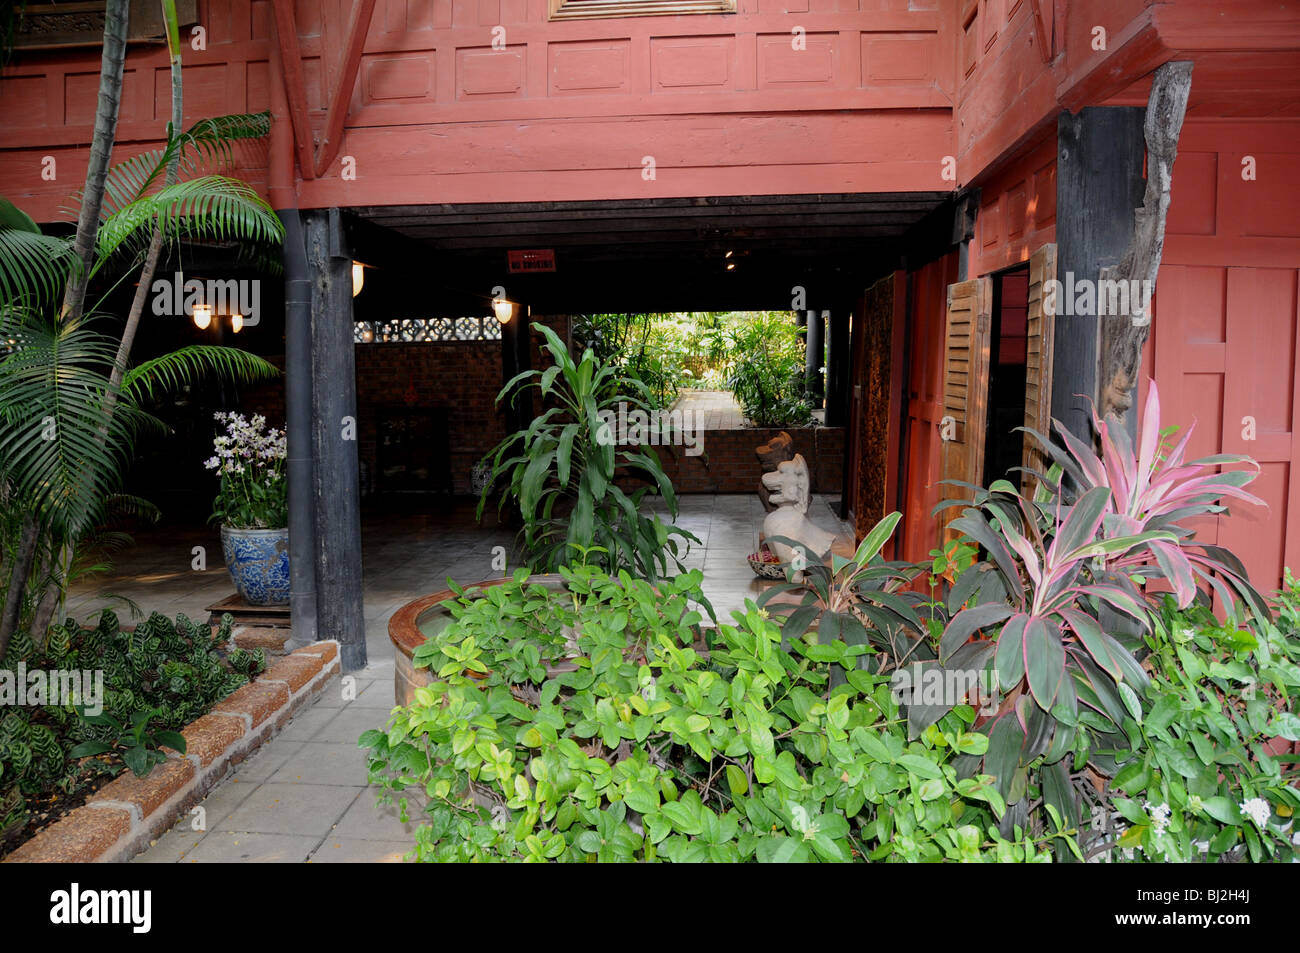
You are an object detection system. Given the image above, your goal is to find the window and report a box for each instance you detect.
[548,0,735,21]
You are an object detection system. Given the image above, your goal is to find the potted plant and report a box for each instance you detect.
[205,411,289,605]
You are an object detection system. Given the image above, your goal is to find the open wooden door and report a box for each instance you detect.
[1021,244,1057,493]
[939,276,992,540]
[850,272,907,550]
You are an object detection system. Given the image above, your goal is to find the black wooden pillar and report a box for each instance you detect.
[278,209,317,649]
[303,208,366,671]
[1054,107,1146,441]
[804,309,825,407]
[825,310,850,426]
[500,305,532,436]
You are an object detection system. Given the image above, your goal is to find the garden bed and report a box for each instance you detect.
[2,641,340,863]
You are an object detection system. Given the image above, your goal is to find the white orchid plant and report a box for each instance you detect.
[205,411,288,529]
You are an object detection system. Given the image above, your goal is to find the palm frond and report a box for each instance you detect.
[0,311,138,535]
[0,227,77,310]
[96,112,274,218]
[95,176,283,267]
[122,344,280,403]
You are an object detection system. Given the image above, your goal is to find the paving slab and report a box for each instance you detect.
[218,782,362,836]
[179,831,320,863]
[307,838,412,863]
[267,741,371,786]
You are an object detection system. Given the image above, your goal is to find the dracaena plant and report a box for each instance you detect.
[924,379,1273,850]
[1023,380,1270,625]
[477,322,697,581]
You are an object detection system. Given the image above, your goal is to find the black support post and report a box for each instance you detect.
[1054,107,1146,442]
[303,208,366,671]
[500,305,532,436]
[804,309,825,408]
[278,209,317,649]
[825,310,850,427]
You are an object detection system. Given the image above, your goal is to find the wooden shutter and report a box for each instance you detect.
[1021,244,1058,493]
[939,276,992,539]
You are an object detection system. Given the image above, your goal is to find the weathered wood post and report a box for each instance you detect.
[1098,62,1194,436]
[304,208,366,671]
[279,209,318,649]
[1053,106,1146,442]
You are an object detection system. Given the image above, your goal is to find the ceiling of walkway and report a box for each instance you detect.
[347,191,954,316]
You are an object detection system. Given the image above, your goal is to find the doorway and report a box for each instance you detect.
[983,264,1030,487]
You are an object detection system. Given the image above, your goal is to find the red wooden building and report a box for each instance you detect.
[3,0,1297,669]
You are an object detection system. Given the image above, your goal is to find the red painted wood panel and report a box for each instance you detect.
[1142,118,1300,594]
[898,248,960,564]
[0,0,954,218]
[968,133,1056,278]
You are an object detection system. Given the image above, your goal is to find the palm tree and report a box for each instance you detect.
[0,2,284,658]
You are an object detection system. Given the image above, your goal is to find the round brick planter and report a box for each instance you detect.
[388,575,566,707]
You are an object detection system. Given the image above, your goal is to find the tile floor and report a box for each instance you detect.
[65,492,851,861]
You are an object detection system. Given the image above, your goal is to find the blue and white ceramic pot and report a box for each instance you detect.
[220,526,290,606]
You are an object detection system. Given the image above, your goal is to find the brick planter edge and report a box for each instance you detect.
[2,641,342,864]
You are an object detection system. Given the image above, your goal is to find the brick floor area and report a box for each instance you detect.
[58,493,851,861]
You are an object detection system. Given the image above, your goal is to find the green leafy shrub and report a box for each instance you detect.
[0,609,265,852]
[478,322,697,581]
[362,565,1078,862]
[726,312,813,427]
[1089,594,1299,862]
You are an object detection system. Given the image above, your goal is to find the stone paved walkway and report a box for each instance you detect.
[670,389,747,429]
[60,493,850,861]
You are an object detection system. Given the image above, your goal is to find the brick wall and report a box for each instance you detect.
[354,315,568,495]
[354,340,505,495]
[653,426,845,495]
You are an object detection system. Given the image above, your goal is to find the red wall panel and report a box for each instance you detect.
[1143,118,1300,594]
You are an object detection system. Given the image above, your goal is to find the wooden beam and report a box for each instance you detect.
[353,193,951,221]
[314,0,378,178]
[1099,61,1194,428]
[270,0,317,180]
[1029,0,1052,64]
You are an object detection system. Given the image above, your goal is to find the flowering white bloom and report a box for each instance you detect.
[1240,798,1271,828]
[1145,801,1172,835]
[204,456,219,470]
